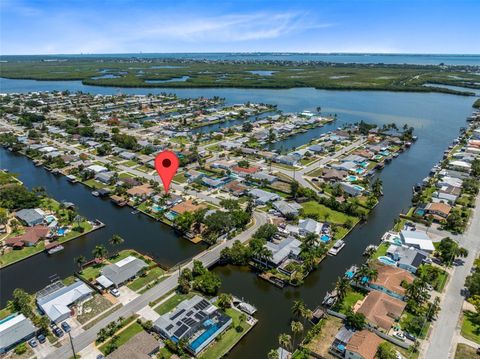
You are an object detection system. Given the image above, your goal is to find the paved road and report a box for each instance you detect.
[46,211,268,359]
[273,138,366,192]
[424,194,480,359]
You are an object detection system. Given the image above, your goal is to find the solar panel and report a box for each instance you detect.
[186,310,193,316]
[166,324,173,331]
[171,309,185,320]
[173,324,189,338]
[183,317,196,326]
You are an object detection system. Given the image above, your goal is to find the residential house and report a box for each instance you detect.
[274,155,298,166]
[126,184,154,199]
[15,208,45,227]
[224,180,248,196]
[368,264,414,300]
[0,314,37,353]
[298,218,323,236]
[399,230,435,253]
[273,200,302,217]
[232,165,260,176]
[4,225,49,248]
[355,291,406,331]
[154,295,232,356]
[340,182,364,197]
[251,172,277,184]
[248,188,280,205]
[344,330,383,359]
[97,256,148,289]
[119,151,136,160]
[264,236,302,268]
[95,171,115,184]
[185,169,205,183]
[322,169,348,182]
[425,202,451,221]
[169,200,207,216]
[86,164,108,174]
[37,281,93,323]
[386,245,428,274]
[329,326,355,357]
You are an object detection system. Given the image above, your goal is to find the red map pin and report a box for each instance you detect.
[154,151,179,194]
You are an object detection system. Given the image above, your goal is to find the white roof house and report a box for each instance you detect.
[86,164,108,174]
[37,281,93,323]
[298,218,323,236]
[98,256,147,288]
[399,230,435,252]
[0,314,37,353]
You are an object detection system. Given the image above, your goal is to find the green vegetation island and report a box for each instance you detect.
[1,57,480,95]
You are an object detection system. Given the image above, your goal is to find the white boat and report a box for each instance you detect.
[91,191,99,197]
[328,240,346,256]
[47,245,64,255]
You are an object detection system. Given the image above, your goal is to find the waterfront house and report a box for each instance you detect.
[37,280,93,323]
[329,326,355,357]
[322,168,348,182]
[448,160,471,173]
[368,264,414,300]
[86,164,108,174]
[94,171,115,184]
[308,144,324,153]
[202,177,225,188]
[4,225,49,248]
[264,236,302,268]
[97,256,148,289]
[298,218,323,236]
[154,295,232,356]
[399,230,435,253]
[0,314,37,354]
[344,330,383,359]
[107,331,159,359]
[273,200,302,217]
[232,165,260,176]
[126,184,154,199]
[355,291,406,331]
[386,245,428,274]
[340,182,364,197]
[425,202,451,222]
[332,161,358,172]
[169,200,207,216]
[274,155,298,166]
[15,208,45,227]
[251,172,277,184]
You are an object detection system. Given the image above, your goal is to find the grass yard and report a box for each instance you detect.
[0,242,46,267]
[301,201,358,225]
[0,307,11,320]
[154,292,196,315]
[455,343,478,359]
[157,346,175,359]
[98,322,144,355]
[199,307,252,359]
[118,172,134,179]
[76,294,113,324]
[82,178,107,189]
[128,267,165,292]
[371,242,389,259]
[173,172,187,183]
[461,311,480,344]
[304,315,343,358]
[334,290,366,314]
[122,160,138,167]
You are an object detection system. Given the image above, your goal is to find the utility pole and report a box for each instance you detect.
[67,331,76,359]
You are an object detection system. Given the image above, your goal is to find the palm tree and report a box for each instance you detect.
[291,300,306,320]
[278,333,291,357]
[109,234,124,246]
[75,255,86,272]
[92,245,108,259]
[335,276,350,302]
[291,320,304,347]
[267,349,278,359]
[218,293,233,309]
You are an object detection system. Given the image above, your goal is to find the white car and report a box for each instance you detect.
[394,331,405,341]
[109,288,120,297]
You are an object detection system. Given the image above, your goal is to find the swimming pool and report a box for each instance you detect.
[352,184,365,191]
[189,323,220,351]
[378,256,397,266]
[346,175,358,182]
[57,228,66,236]
[320,234,331,242]
[415,209,425,216]
[152,204,164,212]
[45,215,56,223]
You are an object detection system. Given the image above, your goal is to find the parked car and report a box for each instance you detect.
[405,332,416,341]
[110,288,120,297]
[37,334,46,344]
[394,331,405,341]
[61,322,71,333]
[96,355,105,359]
[53,327,64,337]
[28,339,38,348]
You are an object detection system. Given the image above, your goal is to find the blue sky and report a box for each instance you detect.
[1,0,479,55]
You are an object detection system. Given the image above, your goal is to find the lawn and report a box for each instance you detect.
[334,290,365,314]
[127,267,165,292]
[0,307,11,320]
[0,242,46,267]
[455,343,478,359]
[98,322,144,355]
[154,292,196,315]
[80,263,104,282]
[173,172,187,184]
[157,346,175,359]
[119,172,134,179]
[461,311,480,344]
[82,178,107,189]
[400,312,430,339]
[76,294,113,324]
[301,201,358,225]
[122,160,138,167]
[371,242,389,259]
[199,307,252,359]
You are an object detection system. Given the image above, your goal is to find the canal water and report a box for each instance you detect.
[0,78,476,357]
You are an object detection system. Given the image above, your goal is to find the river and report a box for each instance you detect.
[0,78,476,358]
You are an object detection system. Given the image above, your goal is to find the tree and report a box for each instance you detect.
[345,308,366,330]
[335,276,350,303]
[7,289,33,318]
[437,237,468,265]
[192,271,222,295]
[290,180,299,199]
[291,300,306,320]
[426,296,441,321]
[92,244,108,259]
[267,349,278,359]
[75,255,86,271]
[278,333,292,356]
[173,211,195,233]
[377,342,397,359]
[253,224,278,241]
[466,272,480,297]
[371,178,383,197]
[192,260,207,277]
[291,320,304,346]
[218,293,233,309]
[109,234,124,247]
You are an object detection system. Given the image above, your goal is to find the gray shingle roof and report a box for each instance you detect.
[101,256,147,286]
[0,314,36,352]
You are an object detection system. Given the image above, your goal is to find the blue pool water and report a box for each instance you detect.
[189,324,219,351]
[415,209,425,216]
[320,234,331,242]
[352,185,364,191]
[347,175,358,182]
[378,256,397,266]
[57,228,66,236]
[45,215,56,223]
[345,271,354,279]
[152,204,163,212]
[355,168,364,174]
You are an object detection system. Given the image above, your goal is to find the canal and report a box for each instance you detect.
[0,77,477,357]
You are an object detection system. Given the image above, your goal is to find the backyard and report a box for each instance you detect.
[461,311,480,344]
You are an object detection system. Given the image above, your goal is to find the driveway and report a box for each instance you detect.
[117,286,139,305]
[137,305,160,322]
